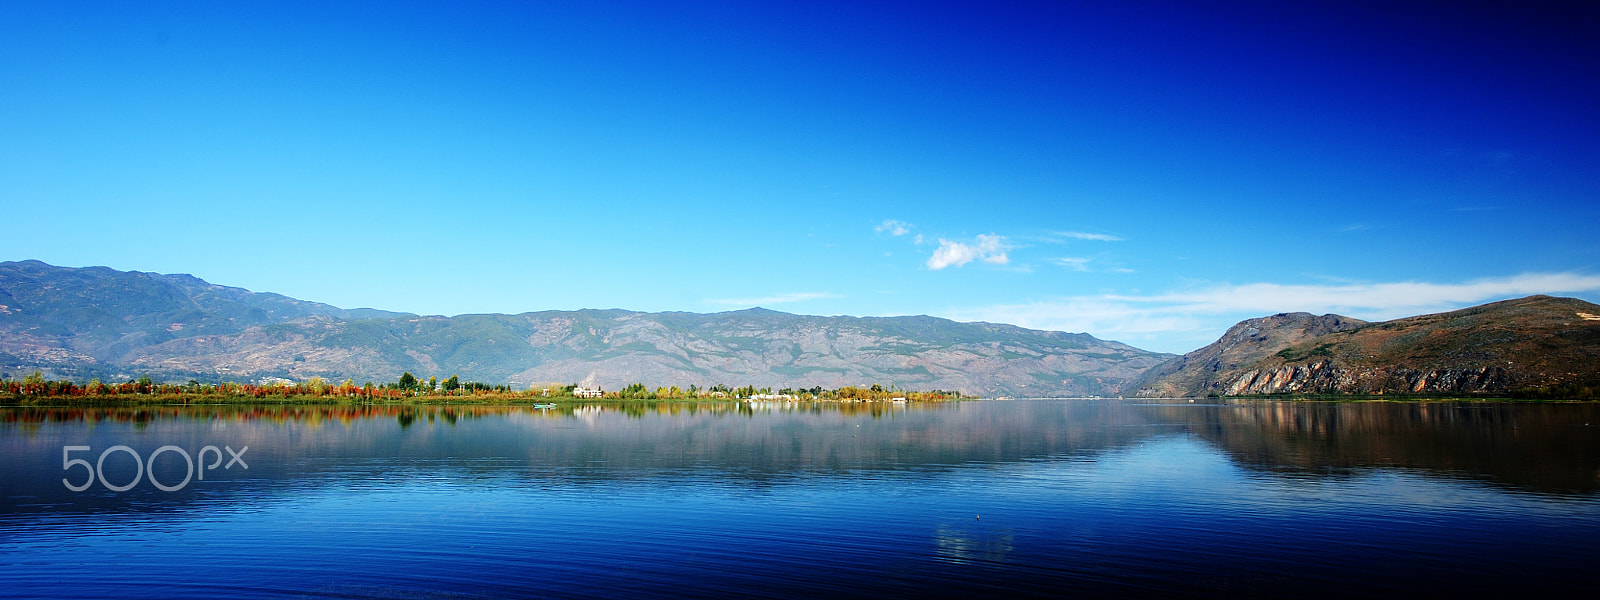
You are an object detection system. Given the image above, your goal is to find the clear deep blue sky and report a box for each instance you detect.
[3,1,1598,353]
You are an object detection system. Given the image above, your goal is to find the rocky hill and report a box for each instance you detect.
[0,261,1172,396]
[1132,295,1600,397]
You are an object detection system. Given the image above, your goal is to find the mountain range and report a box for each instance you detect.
[0,260,1169,396]
[6,260,1598,398]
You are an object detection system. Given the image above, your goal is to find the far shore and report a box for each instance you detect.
[0,394,965,408]
[5,393,1593,408]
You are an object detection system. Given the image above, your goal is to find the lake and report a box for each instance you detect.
[2,399,1597,598]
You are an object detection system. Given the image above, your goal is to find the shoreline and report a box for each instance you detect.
[4,394,1595,407]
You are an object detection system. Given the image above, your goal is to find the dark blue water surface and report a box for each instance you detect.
[2,399,1597,598]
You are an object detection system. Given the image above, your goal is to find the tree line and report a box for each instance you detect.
[0,370,510,401]
[599,382,963,401]
[0,370,969,403]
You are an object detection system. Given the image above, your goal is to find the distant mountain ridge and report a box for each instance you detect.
[1131,295,1600,397]
[0,261,1172,396]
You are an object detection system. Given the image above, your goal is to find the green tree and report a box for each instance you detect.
[398,372,418,390]
[444,375,460,391]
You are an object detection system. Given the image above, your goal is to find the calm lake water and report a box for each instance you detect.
[2,399,1598,598]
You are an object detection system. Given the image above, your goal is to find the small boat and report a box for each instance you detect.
[532,403,558,409]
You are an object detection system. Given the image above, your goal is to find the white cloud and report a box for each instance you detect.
[927,241,977,270]
[938,272,1600,353]
[876,219,912,236]
[1055,231,1123,242]
[979,235,1008,265]
[927,234,1008,270]
[709,292,840,306]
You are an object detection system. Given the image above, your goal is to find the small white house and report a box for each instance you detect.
[572,387,603,398]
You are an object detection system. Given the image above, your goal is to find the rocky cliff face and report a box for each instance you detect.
[1126,312,1366,397]
[1135,295,1600,397]
[1220,360,1511,395]
[0,261,1172,396]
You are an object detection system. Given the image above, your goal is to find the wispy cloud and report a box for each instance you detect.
[927,234,1008,270]
[939,272,1600,353]
[709,292,841,306]
[875,219,912,236]
[1108,273,1600,318]
[1054,231,1123,242]
[1050,257,1091,271]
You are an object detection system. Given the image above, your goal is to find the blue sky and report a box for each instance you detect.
[3,1,1598,353]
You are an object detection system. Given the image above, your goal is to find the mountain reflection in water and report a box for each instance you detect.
[8,399,1595,491]
[1173,401,1600,494]
[2,399,1596,598]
